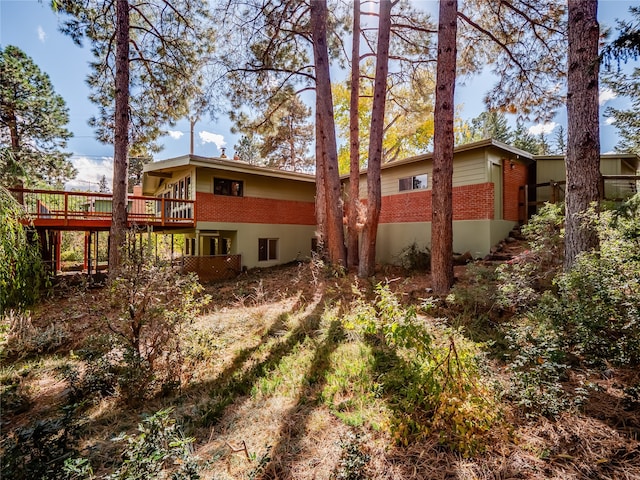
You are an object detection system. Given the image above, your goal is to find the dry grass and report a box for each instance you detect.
[2,259,639,480]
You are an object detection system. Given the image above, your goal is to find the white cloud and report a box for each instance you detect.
[66,156,114,191]
[167,130,184,140]
[528,122,558,136]
[37,26,46,43]
[198,131,226,150]
[605,117,616,125]
[599,88,617,105]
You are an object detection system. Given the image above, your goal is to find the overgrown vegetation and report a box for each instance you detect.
[2,197,640,479]
[0,186,46,314]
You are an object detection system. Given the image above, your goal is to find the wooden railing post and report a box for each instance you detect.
[64,192,69,226]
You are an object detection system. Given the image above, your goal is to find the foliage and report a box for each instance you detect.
[0,187,46,313]
[543,199,640,366]
[255,94,314,172]
[396,242,431,271]
[233,134,261,164]
[602,13,640,159]
[0,45,75,189]
[1,309,71,361]
[64,408,201,480]
[504,317,584,419]
[465,111,512,143]
[331,432,370,480]
[85,239,210,404]
[333,66,436,173]
[55,0,214,155]
[342,284,502,454]
[2,404,83,480]
[601,6,640,68]
[458,0,566,121]
[0,363,32,416]
[496,203,564,310]
[512,119,544,154]
[447,264,498,316]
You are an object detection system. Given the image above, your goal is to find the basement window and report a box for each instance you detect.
[258,238,278,261]
[399,174,428,192]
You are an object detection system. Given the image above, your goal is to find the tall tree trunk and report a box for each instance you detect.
[7,112,24,204]
[358,0,392,277]
[311,0,346,269]
[347,0,361,269]
[565,0,600,270]
[109,0,130,278]
[431,0,457,294]
[315,116,327,254]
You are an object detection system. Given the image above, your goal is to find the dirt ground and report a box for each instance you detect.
[3,248,640,480]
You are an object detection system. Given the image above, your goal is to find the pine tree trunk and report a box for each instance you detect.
[347,0,361,269]
[315,116,327,253]
[565,0,600,270]
[7,113,24,204]
[311,0,346,269]
[431,0,457,294]
[358,0,391,278]
[109,0,130,278]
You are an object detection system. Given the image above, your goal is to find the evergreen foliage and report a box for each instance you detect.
[603,7,640,159]
[55,0,214,155]
[0,45,75,189]
[0,187,45,314]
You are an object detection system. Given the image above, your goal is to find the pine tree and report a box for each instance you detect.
[564,0,600,269]
[467,111,512,143]
[233,134,261,164]
[553,125,567,154]
[257,95,314,172]
[512,120,541,154]
[56,0,214,274]
[0,45,75,196]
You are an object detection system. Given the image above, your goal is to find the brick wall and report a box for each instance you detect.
[196,192,316,225]
[379,182,495,223]
[502,160,527,222]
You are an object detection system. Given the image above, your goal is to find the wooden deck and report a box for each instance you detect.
[10,188,195,230]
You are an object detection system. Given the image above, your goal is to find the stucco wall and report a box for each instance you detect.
[195,168,315,201]
[374,219,518,264]
[194,222,317,269]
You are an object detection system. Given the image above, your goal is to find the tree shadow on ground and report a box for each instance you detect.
[179,288,329,428]
[256,318,346,479]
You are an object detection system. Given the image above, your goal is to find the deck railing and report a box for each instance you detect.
[9,188,195,228]
[519,175,640,221]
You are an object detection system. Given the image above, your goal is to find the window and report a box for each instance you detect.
[399,174,428,192]
[214,178,243,196]
[258,238,278,261]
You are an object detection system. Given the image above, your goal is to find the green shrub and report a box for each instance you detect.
[1,309,71,360]
[64,408,202,480]
[2,405,82,480]
[79,238,211,405]
[545,199,640,366]
[504,317,586,418]
[496,203,564,311]
[343,283,502,454]
[0,187,46,313]
[397,242,430,271]
[447,264,498,315]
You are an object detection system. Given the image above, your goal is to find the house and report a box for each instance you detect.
[140,141,639,278]
[344,139,533,262]
[142,155,317,278]
[534,153,640,204]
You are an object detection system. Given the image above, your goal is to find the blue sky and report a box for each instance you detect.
[1,0,638,190]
